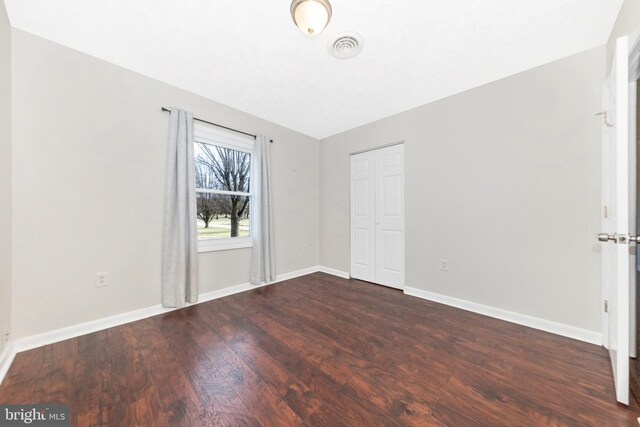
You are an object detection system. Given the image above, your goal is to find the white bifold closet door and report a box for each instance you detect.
[350,144,404,289]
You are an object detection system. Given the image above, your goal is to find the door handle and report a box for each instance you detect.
[598,233,617,242]
[598,233,640,244]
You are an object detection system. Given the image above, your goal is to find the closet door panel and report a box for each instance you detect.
[375,145,404,288]
[350,151,376,282]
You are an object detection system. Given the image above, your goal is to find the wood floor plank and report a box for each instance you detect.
[31,338,78,405]
[305,273,615,398]
[153,311,261,426]
[219,298,407,426]
[128,318,213,427]
[1,346,46,392]
[222,308,444,425]
[186,304,325,422]
[1,273,638,426]
[73,330,110,427]
[172,308,305,427]
[225,288,448,423]
[200,300,386,426]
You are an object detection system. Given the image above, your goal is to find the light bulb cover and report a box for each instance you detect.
[290,0,332,36]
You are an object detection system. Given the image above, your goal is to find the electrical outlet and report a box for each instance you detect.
[95,272,108,288]
[2,328,8,342]
[302,244,308,254]
[440,259,449,272]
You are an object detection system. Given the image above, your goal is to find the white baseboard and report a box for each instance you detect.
[318,266,350,279]
[0,341,16,386]
[13,266,323,355]
[273,266,321,283]
[2,265,342,385]
[403,286,602,345]
[1,268,601,385]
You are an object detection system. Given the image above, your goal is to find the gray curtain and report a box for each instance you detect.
[250,135,275,284]
[162,108,199,307]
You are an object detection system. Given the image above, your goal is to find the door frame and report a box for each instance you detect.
[350,140,406,156]
[349,141,406,289]
[630,26,640,83]
[629,27,640,359]
[630,79,637,359]
[602,82,611,350]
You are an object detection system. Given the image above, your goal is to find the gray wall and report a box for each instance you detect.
[0,0,11,352]
[320,47,605,332]
[11,30,320,338]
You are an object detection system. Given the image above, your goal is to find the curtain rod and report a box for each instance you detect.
[161,107,272,143]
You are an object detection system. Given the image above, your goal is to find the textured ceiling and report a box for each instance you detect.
[4,0,624,139]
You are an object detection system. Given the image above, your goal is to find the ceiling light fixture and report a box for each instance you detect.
[290,0,332,37]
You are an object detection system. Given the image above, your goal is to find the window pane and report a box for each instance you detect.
[197,193,250,239]
[195,142,251,192]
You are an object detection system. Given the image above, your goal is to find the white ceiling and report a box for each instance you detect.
[4,0,624,139]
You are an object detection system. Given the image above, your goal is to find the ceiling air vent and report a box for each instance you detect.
[328,32,363,60]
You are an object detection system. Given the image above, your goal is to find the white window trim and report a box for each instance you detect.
[194,122,256,253]
[198,236,253,252]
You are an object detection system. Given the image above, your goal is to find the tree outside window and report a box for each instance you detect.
[194,142,251,240]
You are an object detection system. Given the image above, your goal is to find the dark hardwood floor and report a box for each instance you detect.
[1,272,639,426]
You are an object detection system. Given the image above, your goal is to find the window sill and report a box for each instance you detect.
[198,237,253,253]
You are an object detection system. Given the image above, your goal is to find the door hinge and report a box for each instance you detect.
[604,300,609,313]
[603,206,609,218]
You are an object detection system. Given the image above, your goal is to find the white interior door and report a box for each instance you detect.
[350,144,405,288]
[351,151,376,282]
[375,145,405,289]
[600,35,630,405]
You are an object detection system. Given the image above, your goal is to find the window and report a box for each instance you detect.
[194,123,255,252]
